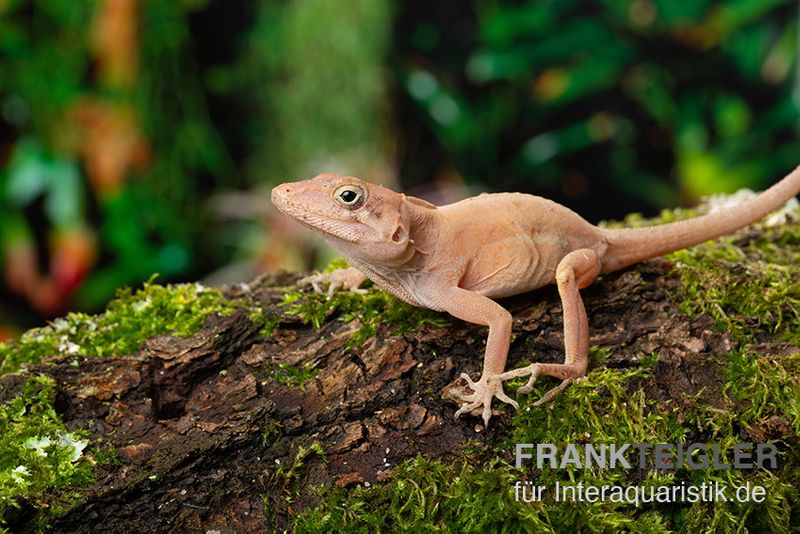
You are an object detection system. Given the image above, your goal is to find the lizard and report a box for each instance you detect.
[271,166,800,426]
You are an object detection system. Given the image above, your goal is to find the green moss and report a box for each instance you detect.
[505,361,681,450]
[275,441,327,503]
[261,419,283,447]
[250,307,282,337]
[0,375,95,530]
[602,207,700,229]
[603,203,800,346]
[670,349,800,531]
[273,363,319,392]
[670,223,800,345]
[603,201,800,347]
[281,280,449,348]
[0,277,239,376]
[293,456,537,533]
[294,346,800,532]
[723,348,800,432]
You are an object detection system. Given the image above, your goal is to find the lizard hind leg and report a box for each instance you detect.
[495,248,601,405]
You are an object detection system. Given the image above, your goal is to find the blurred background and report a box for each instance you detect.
[0,0,798,339]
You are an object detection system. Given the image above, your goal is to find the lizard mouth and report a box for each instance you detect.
[271,195,367,244]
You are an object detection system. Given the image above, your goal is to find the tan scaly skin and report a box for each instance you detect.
[271,167,800,426]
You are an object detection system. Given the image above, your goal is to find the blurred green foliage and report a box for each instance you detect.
[394,0,799,216]
[241,0,394,180]
[0,0,238,326]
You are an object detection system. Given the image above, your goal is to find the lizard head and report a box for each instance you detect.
[271,173,424,265]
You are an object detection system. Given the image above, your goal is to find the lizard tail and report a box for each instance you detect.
[600,165,800,274]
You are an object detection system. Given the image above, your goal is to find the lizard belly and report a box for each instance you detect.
[460,236,565,298]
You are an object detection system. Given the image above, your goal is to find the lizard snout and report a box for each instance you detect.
[270,183,294,208]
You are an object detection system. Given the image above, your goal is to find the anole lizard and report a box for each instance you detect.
[271,167,800,426]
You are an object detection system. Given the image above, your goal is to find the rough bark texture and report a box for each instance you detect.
[1,256,796,532]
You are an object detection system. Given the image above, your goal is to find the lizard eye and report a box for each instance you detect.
[333,185,366,209]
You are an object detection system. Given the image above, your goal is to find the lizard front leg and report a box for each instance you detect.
[430,286,519,426]
[497,248,601,405]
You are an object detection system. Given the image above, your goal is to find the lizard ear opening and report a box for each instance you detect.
[391,225,405,243]
[385,208,409,244]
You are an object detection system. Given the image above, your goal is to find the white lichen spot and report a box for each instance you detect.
[705,188,800,227]
[132,297,152,312]
[11,465,30,483]
[24,436,52,456]
[58,432,88,462]
[765,196,800,226]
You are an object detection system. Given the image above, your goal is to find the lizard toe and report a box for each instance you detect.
[459,372,478,389]
[482,402,492,427]
[516,365,541,394]
[495,389,519,410]
[454,398,481,419]
[532,378,574,406]
[495,364,536,382]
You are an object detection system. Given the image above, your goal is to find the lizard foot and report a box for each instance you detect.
[496,364,579,407]
[453,373,519,427]
[299,267,368,298]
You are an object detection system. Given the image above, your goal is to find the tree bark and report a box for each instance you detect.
[2,252,796,532]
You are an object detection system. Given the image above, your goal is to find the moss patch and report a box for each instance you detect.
[272,363,319,392]
[0,375,95,530]
[0,277,239,376]
[724,348,800,432]
[670,224,800,345]
[603,205,800,346]
[281,268,449,348]
[293,456,536,533]
[294,348,800,532]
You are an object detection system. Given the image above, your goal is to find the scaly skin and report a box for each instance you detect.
[271,167,800,426]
